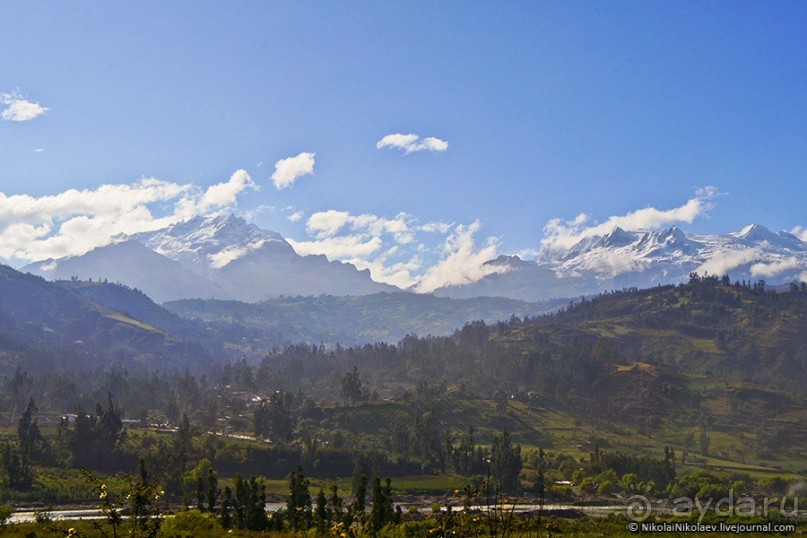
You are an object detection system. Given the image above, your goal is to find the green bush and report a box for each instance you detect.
[158,509,222,538]
[597,479,616,495]
[548,484,572,498]
[0,504,13,525]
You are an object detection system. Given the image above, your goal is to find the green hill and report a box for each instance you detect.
[252,277,806,474]
[0,265,215,374]
[164,292,564,353]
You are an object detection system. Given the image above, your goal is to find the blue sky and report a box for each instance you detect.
[1,2,805,288]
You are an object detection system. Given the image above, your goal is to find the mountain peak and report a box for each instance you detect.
[598,226,636,248]
[655,225,688,243]
[735,223,773,239]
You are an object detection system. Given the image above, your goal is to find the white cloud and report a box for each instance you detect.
[376,133,449,154]
[304,210,415,244]
[344,253,422,289]
[0,170,257,263]
[695,248,761,277]
[289,235,383,259]
[34,148,45,153]
[542,186,718,253]
[791,226,807,242]
[271,152,315,189]
[287,211,305,222]
[513,247,540,261]
[306,209,352,238]
[750,258,804,278]
[175,169,256,219]
[208,240,266,269]
[2,92,49,122]
[286,207,500,290]
[415,221,504,293]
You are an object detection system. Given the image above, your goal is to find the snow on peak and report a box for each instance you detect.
[132,214,292,270]
[734,223,773,239]
[534,222,807,284]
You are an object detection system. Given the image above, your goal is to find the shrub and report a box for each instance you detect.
[0,504,13,526]
[158,509,222,538]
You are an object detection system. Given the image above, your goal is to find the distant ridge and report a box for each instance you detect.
[0,264,215,374]
[437,224,807,300]
[23,218,807,303]
[24,214,396,302]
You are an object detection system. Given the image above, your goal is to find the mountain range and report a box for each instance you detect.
[436,224,807,300]
[0,262,562,373]
[0,265,215,374]
[24,215,395,302]
[21,215,807,303]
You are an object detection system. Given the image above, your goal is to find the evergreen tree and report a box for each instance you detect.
[220,485,232,528]
[315,487,328,534]
[206,466,219,513]
[370,477,394,535]
[328,484,343,525]
[287,465,312,531]
[352,474,368,519]
[490,429,522,492]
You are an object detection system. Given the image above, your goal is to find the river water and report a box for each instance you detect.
[7,502,625,524]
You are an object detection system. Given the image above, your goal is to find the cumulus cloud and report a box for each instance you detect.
[175,169,256,219]
[287,210,305,222]
[415,222,504,293]
[288,235,384,260]
[542,186,718,253]
[750,258,805,278]
[208,240,266,269]
[0,170,257,263]
[305,210,415,244]
[695,248,761,277]
[2,92,49,122]
[306,210,352,238]
[286,208,497,290]
[376,133,449,154]
[792,226,807,242]
[271,152,315,189]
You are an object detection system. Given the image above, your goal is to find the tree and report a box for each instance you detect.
[699,429,711,456]
[1,443,28,490]
[328,484,344,526]
[490,429,522,493]
[1,398,45,490]
[287,465,312,531]
[370,477,394,535]
[64,396,123,470]
[352,473,368,518]
[254,392,294,443]
[220,486,233,528]
[232,474,268,531]
[315,487,328,534]
[183,459,219,513]
[340,367,369,406]
[206,466,219,513]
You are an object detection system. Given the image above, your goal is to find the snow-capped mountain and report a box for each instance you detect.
[437,224,807,301]
[131,214,295,275]
[23,217,807,304]
[24,215,396,302]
